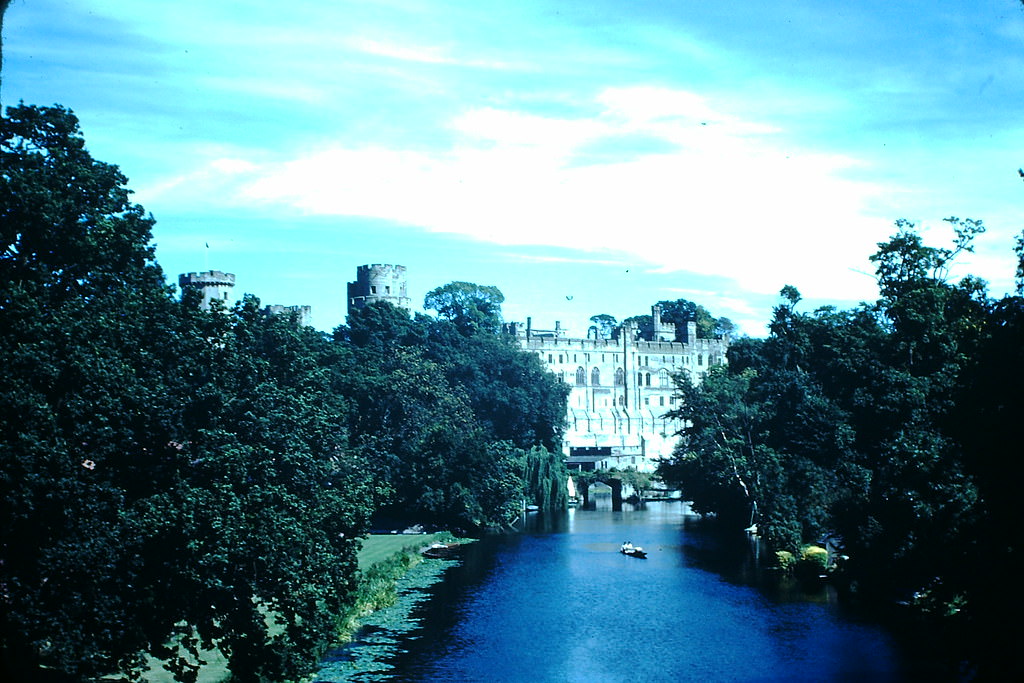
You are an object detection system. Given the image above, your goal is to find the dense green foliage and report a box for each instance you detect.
[592,297,733,341]
[659,216,1024,677]
[337,298,569,530]
[423,281,505,335]
[0,105,568,681]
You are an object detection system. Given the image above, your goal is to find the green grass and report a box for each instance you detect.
[356,533,448,571]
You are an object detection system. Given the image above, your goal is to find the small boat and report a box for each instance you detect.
[422,542,460,559]
[525,504,540,513]
[620,541,647,559]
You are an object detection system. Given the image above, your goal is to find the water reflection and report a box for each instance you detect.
[318,502,951,682]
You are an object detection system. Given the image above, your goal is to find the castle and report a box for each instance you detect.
[346,264,729,473]
[180,264,729,472]
[347,264,412,312]
[177,270,312,326]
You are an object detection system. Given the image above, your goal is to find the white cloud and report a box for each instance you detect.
[167,86,895,303]
[347,37,461,65]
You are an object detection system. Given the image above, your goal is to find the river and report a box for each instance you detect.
[316,501,955,682]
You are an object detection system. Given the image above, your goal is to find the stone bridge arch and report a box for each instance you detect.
[579,476,637,510]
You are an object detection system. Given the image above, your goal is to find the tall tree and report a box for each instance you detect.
[424,281,505,335]
[659,220,990,615]
[656,298,720,339]
[1,103,179,678]
[0,104,375,681]
[589,313,618,339]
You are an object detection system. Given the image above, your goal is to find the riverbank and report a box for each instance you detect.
[313,534,469,682]
[335,532,458,644]
[117,533,459,682]
[323,504,944,682]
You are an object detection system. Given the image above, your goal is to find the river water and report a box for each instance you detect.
[317,501,953,682]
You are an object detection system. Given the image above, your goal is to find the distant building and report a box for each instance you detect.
[505,306,729,472]
[341,263,730,472]
[347,264,412,316]
[178,270,312,325]
[264,304,312,327]
[178,270,235,310]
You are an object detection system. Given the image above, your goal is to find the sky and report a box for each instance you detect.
[4,0,1023,336]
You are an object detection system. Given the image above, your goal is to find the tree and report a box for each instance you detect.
[589,313,618,339]
[424,281,505,335]
[159,296,373,681]
[656,298,719,339]
[1,103,180,678]
[424,328,568,453]
[0,104,375,681]
[621,314,653,339]
[337,299,423,349]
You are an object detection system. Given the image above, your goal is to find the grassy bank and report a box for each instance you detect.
[119,533,454,682]
[338,532,455,643]
[356,533,450,571]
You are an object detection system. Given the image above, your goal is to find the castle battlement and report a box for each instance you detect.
[178,270,236,311]
[179,270,236,287]
[348,263,412,315]
[264,304,312,327]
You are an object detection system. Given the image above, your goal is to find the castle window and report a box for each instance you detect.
[575,367,586,385]
[645,372,651,386]
[223,292,228,300]
[558,354,563,363]
[698,355,704,366]
[614,368,624,386]
[618,396,625,406]
[385,286,391,294]
[637,372,643,386]
[659,396,665,406]
[659,369,670,387]
[644,397,650,405]
[370,286,377,294]
[591,367,601,386]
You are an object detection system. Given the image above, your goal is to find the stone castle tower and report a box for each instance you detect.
[263,304,312,327]
[347,264,411,316]
[178,270,236,310]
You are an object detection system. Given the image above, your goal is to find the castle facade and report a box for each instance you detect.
[505,309,728,472]
[343,263,729,472]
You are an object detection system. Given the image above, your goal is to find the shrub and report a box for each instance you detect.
[795,544,829,580]
[775,550,796,573]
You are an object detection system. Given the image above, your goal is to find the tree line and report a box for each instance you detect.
[658,215,1024,678]
[0,104,569,681]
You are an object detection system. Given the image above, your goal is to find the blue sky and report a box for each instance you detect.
[5,0,1023,335]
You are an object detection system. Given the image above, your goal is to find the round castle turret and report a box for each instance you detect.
[347,264,411,316]
[179,270,235,311]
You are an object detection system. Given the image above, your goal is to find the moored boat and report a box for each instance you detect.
[422,542,460,559]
